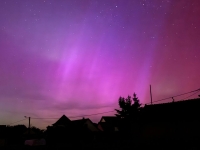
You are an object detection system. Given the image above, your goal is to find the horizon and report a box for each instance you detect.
[5,96,200,130]
[0,0,200,129]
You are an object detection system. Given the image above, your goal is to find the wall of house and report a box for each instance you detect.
[100,118,105,122]
[97,124,104,131]
[141,121,200,141]
[85,120,99,131]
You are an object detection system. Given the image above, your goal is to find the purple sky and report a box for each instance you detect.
[0,0,200,129]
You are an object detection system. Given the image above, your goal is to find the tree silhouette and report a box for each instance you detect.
[31,126,44,134]
[115,93,141,119]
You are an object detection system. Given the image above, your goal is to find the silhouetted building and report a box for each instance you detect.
[140,98,200,142]
[98,116,120,131]
[49,115,99,132]
[46,115,99,146]
[52,115,71,127]
[71,118,99,132]
[142,98,200,122]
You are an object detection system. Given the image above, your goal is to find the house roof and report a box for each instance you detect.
[142,98,200,122]
[92,123,98,128]
[98,122,115,131]
[71,118,100,131]
[100,116,120,124]
[144,98,200,110]
[98,116,121,131]
[52,115,71,126]
[51,116,99,131]
[71,118,88,126]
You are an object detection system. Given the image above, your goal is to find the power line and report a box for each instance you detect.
[29,88,200,120]
[31,118,59,119]
[8,89,200,123]
[8,118,27,125]
[69,110,116,118]
[146,88,200,104]
[31,110,116,120]
[183,90,200,100]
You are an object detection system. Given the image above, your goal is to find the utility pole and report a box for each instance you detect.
[150,85,153,105]
[28,117,30,134]
[24,116,31,138]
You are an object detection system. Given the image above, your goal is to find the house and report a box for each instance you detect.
[98,116,120,131]
[49,115,99,132]
[71,118,100,132]
[52,115,71,127]
[46,115,99,145]
[140,98,200,141]
[142,98,200,122]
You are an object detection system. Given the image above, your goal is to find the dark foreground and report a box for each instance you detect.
[0,139,199,150]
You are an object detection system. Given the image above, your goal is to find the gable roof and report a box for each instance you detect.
[98,116,121,131]
[71,118,100,131]
[100,116,120,124]
[52,115,71,126]
[98,122,115,131]
[71,118,87,127]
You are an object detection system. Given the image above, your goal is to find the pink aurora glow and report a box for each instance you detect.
[0,0,200,129]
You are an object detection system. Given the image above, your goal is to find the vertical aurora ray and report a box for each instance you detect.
[0,0,200,128]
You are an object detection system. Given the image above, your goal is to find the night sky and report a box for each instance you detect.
[0,0,200,129]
